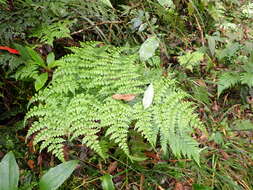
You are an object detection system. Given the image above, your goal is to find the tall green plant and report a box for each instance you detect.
[0,152,78,190]
[25,42,204,164]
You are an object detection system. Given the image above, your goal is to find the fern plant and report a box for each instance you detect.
[25,42,203,164]
[31,20,74,46]
[218,56,253,97]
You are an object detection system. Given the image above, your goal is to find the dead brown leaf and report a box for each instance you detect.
[27,140,35,153]
[174,182,184,190]
[107,161,118,174]
[112,94,136,101]
[27,159,35,170]
[220,150,230,160]
[196,79,207,87]
[211,101,219,112]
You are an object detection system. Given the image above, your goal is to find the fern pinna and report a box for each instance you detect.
[25,42,203,164]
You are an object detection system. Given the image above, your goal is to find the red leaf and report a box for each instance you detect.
[0,46,19,55]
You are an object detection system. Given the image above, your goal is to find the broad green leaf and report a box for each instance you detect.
[47,52,58,69]
[157,0,175,9]
[26,47,45,67]
[101,174,115,190]
[0,152,19,190]
[100,0,113,8]
[46,52,55,67]
[35,73,48,91]
[143,83,154,109]
[39,160,78,190]
[207,35,216,56]
[139,37,159,61]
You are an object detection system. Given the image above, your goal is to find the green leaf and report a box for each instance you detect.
[35,73,48,91]
[157,0,175,9]
[139,36,159,61]
[101,174,115,190]
[143,83,154,109]
[240,72,253,87]
[0,0,7,5]
[207,35,216,56]
[39,160,78,190]
[217,72,240,97]
[31,21,73,46]
[46,52,55,67]
[193,184,212,190]
[26,47,45,67]
[99,0,113,8]
[0,152,19,190]
[26,43,203,163]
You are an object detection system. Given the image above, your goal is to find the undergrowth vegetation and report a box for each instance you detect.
[0,0,253,189]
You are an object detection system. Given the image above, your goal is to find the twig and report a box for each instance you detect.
[8,0,14,10]
[71,20,124,35]
[140,174,144,190]
[194,14,205,47]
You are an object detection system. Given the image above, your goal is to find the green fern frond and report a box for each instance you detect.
[14,62,39,80]
[218,61,253,97]
[0,54,22,73]
[217,72,240,97]
[240,72,253,87]
[101,98,133,156]
[67,94,105,158]
[52,42,146,96]
[26,42,203,163]
[31,20,73,46]
[153,80,203,163]
[133,103,158,147]
[132,79,203,163]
